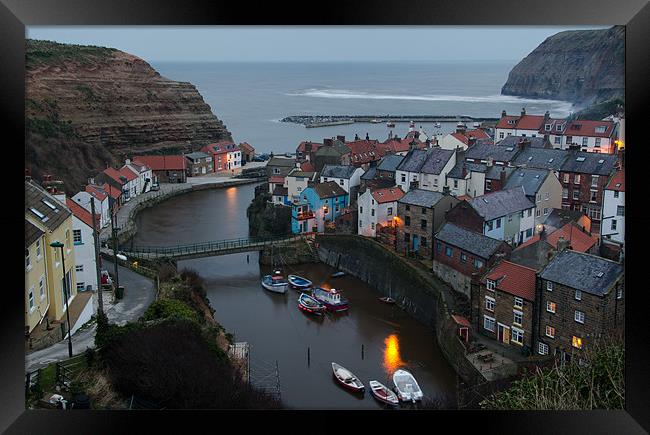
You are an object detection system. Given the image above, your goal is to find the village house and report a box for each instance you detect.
[395,189,460,259]
[266,156,297,178]
[510,146,569,179]
[312,138,351,172]
[184,151,213,177]
[439,125,492,151]
[446,153,515,199]
[299,181,349,233]
[271,185,290,206]
[25,220,49,335]
[503,168,562,227]
[319,164,365,199]
[26,180,94,343]
[346,136,382,169]
[291,200,317,234]
[96,166,128,203]
[201,141,242,174]
[65,198,100,292]
[118,166,139,202]
[268,175,287,195]
[296,140,322,162]
[133,155,187,183]
[494,108,549,141]
[537,250,624,363]
[357,186,405,238]
[285,169,317,203]
[102,182,123,213]
[446,187,536,246]
[433,222,512,299]
[558,150,618,234]
[380,136,426,156]
[600,169,624,258]
[122,159,153,196]
[238,142,255,163]
[464,140,521,168]
[478,260,537,351]
[538,118,568,148]
[558,119,617,154]
[72,183,110,229]
[395,147,456,193]
[541,208,592,234]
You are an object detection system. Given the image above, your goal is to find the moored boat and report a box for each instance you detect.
[369,380,399,406]
[312,287,349,312]
[261,272,288,294]
[370,119,382,123]
[434,122,441,128]
[288,274,313,289]
[331,271,346,278]
[392,369,423,402]
[386,121,395,128]
[378,296,396,304]
[332,362,364,393]
[298,292,326,315]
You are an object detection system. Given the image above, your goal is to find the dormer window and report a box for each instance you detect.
[545,124,551,131]
[595,126,606,134]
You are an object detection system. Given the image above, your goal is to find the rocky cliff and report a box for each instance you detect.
[25,39,232,193]
[501,26,624,105]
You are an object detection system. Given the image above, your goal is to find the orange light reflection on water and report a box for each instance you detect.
[383,334,405,376]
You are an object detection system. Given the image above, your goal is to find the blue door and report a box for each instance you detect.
[412,235,419,252]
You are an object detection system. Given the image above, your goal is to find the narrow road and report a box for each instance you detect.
[25,260,156,373]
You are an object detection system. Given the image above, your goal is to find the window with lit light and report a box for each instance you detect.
[546,301,556,313]
[572,336,583,349]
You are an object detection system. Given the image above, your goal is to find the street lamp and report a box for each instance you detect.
[50,241,73,358]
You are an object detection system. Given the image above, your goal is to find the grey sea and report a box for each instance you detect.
[152,60,577,154]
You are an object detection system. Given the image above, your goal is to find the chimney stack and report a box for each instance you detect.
[501,110,507,118]
[337,135,345,142]
[467,137,476,147]
[366,132,370,141]
[556,236,570,252]
[323,138,333,147]
[521,107,526,117]
[544,110,550,121]
[518,138,530,150]
[500,167,506,186]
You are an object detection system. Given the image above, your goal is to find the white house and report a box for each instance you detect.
[286,168,317,203]
[439,128,492,151]
[117,167,139,202]
[123,159,153,195]
[72,184,111,229]
[395,147,456,193]
[357,186,405,237]
[558,120,617,154]
[503,168,563,227]
[601,169,624,251]
[319,164,365,196]
[495,109,547,141]
[65,198,99,292]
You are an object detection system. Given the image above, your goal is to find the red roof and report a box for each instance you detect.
[119,166,138,182]
[565,120,615,138]
[85,185,107,201]
[514,234,541,251]
[496,114,545,131]
[66,198,101,229]
[269,176,285,184]
[239,142,255,153]
[103,167,125,185]
[133,155,186,171]
[379,137,423,155]
[547,223,598,253]
[296,141,322,154]
[102,183,122,200]
[300,161,315,172]
[605,170,624,192]
[451,314,471,327]
[496,115,521,130]
[347,140,381,165]
[451,129,491,145]
[371,187,405,204]
[202,142,238,156]
[483,260,537,301]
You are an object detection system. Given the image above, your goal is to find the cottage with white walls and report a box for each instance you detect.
[64,199,99,291]
[72,184,111,229]
[357,186,405,237]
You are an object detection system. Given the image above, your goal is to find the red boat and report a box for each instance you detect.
[369,380,399,406]
[331,362,364,393]
[312,287,349,312]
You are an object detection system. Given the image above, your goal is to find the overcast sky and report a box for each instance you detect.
[27,26,609,62]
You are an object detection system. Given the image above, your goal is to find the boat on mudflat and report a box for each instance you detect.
[288,274,313,290]
[261,271,288,294]
[298,293,326,315]
[332,362,364,393]
[369,380,399,406]
[312,287,349,312]
[392,369,424,402]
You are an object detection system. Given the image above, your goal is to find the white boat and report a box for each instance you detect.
[332,362,364,392]
[261,271,288,294]
[434,122,441,128]
[392,369,423,402]
[473,122,481,128]
[369,380,399,406]
[370,119,382,124]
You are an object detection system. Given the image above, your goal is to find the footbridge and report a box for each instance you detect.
[120,235,307,261]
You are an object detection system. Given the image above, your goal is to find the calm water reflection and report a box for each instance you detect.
[132,183,457,409]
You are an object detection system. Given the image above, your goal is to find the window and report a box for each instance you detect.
[545,325,555,338]
[544,207,549,215]
[513,310,523,326]
[453,180,458,189]
[572,336,583,349]
[36,240,42,258]
[582,137,589,147]
[575,310,585,324]
[495,218,501,229]
[485,296,495,312]
[485,180,492,191]
[405,216,411,226]
[617,206,624,216]
[339,180,344,186]
[613,191,619,198]
[575,289,582,301]
[28,287,35,310]
[595,138,601,147]
[371,223,375,230]
[574,174,580,184]
[360,206,363,214]
[486,279,495,291]
[611,220,617,231]
[273,168,280,174]
[590,190,597,203]
[514,297,523,309]
[39,276,45,299]
[422,207,427,215]
[617,287,623,299]
[437,242,443,253]
[556,125,563,132]
[405,205,410,211]
[526,228,533,238]
[538,342,549,355]
[421,237,427,247]
[484,316,496,332]
[547,301,557,313]
[563,173,569,183]
[572,190,580,200]
[536,209,541,217]
[536,193,542,203]
[554,136,561,144]
[75,265,84,272]
[545,124,551,131]
[562,188,568,199]
[404,232,410,243]
[359,220,363,228]
[486,221,494,231]
[511,327,524,345]
[445,246,453,257]
[566,136,573,145]
[25,248,31,270]
[527,209,532,217]
[460,253,468,263]
[387,207,393,216]
[401,174,406,183]
[420,219,427,229]
[77,282,85,291]
[499,132,504,139]
[73,229,82,244]
[545,192,550,200]
[371,209,375,217]
[474,259,484,269]
[591,175,599,187]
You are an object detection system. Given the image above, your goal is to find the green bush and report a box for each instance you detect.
[142,299,200,324]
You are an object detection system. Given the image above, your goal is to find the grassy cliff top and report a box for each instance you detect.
[26,39,119,69]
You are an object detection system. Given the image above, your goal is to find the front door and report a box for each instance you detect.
[412,235,419,252]
[497,323,510,344]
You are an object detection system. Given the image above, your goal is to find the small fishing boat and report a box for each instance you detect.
[288,274,313,290]
[298,293,326,315]
[392,369,424,402]
[379,296,396,304]
[369,380,399,406]
[261,270,288,294]
[332,363,364,393]
[473,122,481,128]
[312,287,349,312]
[386,121,395,128]
[331,271,346,278]
[370,119,382,124]
[434,122,441,128]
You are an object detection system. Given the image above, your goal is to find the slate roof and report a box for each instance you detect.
[468,187,534,221]
[560,151,617,176]
[496,135,548,149]
[313,181,348,199]
[464,142,520,163]
[503,168,550,196]
[398,189,445,208]
[321,164,359,179]
[287,169,316,179]
[483,260,538,301]
[377,154,404,172]
[361,167,377,180]
[542,208,588,232]
[396,149,428,172]
[25,220,44,248]
[420,148,455,175]
[272,186,288,197]
[539,250,623,296]
[25,180,71,232]
[435,222,506,259]
[267,157,296,167]
[511,147,569,171]
[486,166,515,180]
[184,151,211,161]
[509,239,555,271]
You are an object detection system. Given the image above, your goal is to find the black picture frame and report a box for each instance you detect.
[4,0,649,433]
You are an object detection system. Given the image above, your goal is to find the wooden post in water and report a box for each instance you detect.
[307,347,310,367]
[361,344,364,360]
